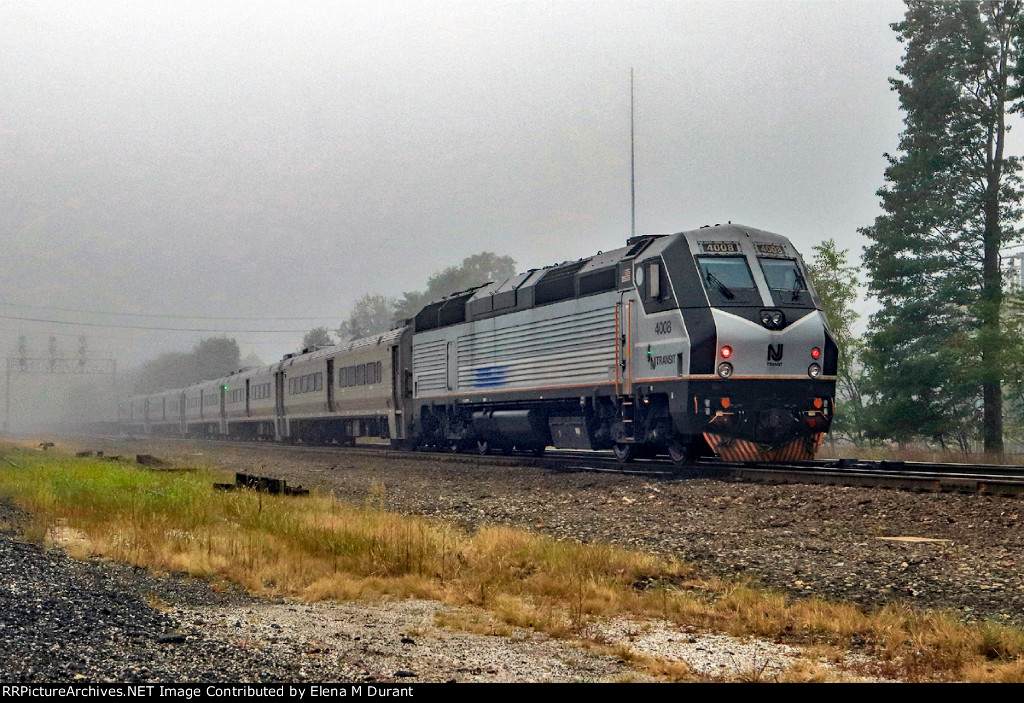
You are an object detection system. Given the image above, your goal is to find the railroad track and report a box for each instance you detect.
[45,432,1024,496]
[543,453,1024,495]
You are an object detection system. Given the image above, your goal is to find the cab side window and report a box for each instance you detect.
[638,258,663,301]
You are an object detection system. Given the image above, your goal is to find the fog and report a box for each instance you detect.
[0,0,906,427]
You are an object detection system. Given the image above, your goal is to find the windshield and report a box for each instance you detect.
[695,256,760,306]
[758,257,813,307]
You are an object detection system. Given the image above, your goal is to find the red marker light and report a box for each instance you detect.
[811,347,821,359]
[720,346,732,359]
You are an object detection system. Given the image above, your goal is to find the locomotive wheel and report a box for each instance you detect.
[613,443,634,463]
[667,441,688,465]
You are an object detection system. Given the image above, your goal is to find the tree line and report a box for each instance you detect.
[128,337,241,395]
[301,251,516,349]
[811,0,1024,454]
[119,254,515,398]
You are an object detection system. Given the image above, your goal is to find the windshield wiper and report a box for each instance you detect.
[792,268,807,301]
[705,271,735,300]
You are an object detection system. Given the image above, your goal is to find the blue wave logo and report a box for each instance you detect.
[473,366,508,388]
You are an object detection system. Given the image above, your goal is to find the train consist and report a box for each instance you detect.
[121,224,838,463]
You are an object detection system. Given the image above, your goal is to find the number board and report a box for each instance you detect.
[698,241,741,254]
[754,242,788,257]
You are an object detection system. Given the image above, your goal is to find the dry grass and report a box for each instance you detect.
[644,657,700,682]
[775,659,839,683]
[1,445,1023,682]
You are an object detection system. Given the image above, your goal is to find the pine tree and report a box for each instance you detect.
[861,0,1024,453]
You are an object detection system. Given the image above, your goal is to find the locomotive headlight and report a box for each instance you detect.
[808,363,821,378]
[717,362,734,378]
[770,311,783,326]
[760,312,772,326]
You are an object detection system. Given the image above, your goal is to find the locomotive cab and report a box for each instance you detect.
[624,224,837,462]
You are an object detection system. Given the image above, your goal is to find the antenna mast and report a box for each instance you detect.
[630,68,636,238]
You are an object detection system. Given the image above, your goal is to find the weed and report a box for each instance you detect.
[734,656,774,683]
[645,658,697,682]
[776,659,835,683]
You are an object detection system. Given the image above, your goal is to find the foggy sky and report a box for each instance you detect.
[1,0,907,369]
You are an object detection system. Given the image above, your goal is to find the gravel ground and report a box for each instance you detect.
[8,436,1014,682]
[75,437,1024,626]
[0,498,829,683]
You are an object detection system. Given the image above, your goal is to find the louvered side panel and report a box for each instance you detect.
[457,307,616,391]
[412,339,447,395]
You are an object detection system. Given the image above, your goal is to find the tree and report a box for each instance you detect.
[131,336,241,393]
[334,252,518,341]
[1001,300,1024,441]
[336,294,398,342]
[131,351,192,394]
[806,240,867,443]
[302,327,334,350]
[192,337,241,382]
[861,0,1024,453]
[394,252,516,320]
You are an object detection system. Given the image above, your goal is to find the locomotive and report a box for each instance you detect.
[122,224,837,463]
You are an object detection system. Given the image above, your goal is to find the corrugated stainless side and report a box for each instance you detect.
[183,390,202,422]
[456,307,616,391]
[126,396,146,426]
[412,339,447,394]
[150,390,181,425]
